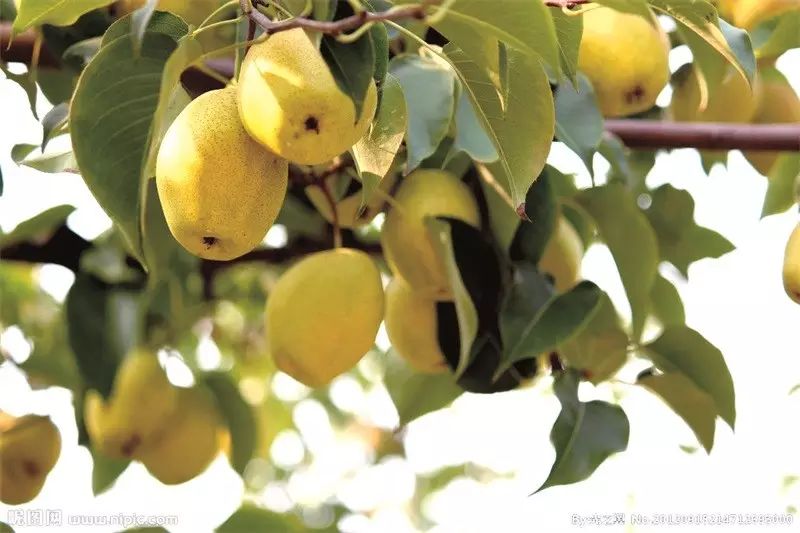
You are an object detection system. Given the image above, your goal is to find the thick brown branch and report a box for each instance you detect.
[0,224,380,298]
[0,225,91,271]
[604,120,800,151]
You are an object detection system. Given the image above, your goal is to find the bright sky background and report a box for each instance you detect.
[1,44,800,533]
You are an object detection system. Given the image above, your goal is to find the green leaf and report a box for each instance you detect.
[644,325,735,428]
[425,218,478,378]
[217,505,305,533]
[19,316,82,391]
[71,32,178,263]
[452,88,497,163]
[62,36,102,67]
[91,448,130,495]
[603,138,656,195]
[20,151,78,173]
[129,0,159,56]
[37,67,77,105]
[12,0,114,33]
[657,0,755,98]
[649,273,685,327]
[478,170,519,253]
[102,10,189,46]
[576,183,658,338]
[0,205,75,247]
[429,0,560,75]
[536,370,629,492]
[756,11,800,59]
[499,280,602,376]
[389,55,456,172]
[555,74,604,173]
[445,43,554,209]
[320,31,376,120]
[644,184,734,276]
[594,0,651,18]
[352,73,406,184]
[638,372,717,453]
[509,169,557,264]
[0,62,38,119]
[551,5,583,84]
[66,275,139,398]
[10,143,38,163]
[203,372,257,476]
[370,22,389,85]
[762,153,800,218]
[383,350,462,426]
[41,102,69,149]
[559,293,628,384]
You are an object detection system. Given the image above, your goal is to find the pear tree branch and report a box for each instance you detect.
[238,0,591,36]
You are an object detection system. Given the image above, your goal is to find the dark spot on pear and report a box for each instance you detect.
[120,434,142,457]
[625,85,646,104]
[203,236,218,248]
[22,460,40,477]
[304,116,320,134]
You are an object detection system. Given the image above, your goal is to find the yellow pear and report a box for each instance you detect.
[156,87,288,260]
[381,169,480,300]
[238,28,378,165]
[714,0,735,21]
[84,349,178,459]
[136,387,221,485]
[729,0,800,29]
[305,173,397,229]
[578,7,670,117]
[0,414,61,505]
[783,223,800,303]
[384,278,448,374]
[670,65,760,123]
[539,215,584,292]
[266,248,384,387]
[745,70,800,176]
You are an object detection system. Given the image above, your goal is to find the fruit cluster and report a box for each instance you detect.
[85,350,226,485]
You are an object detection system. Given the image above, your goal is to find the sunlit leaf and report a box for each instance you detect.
[644,325,735,428]
[536,370,629,492]
[638,371,717,452]
[576,183,658,338]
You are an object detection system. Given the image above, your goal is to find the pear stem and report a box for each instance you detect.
[317,178,343,249]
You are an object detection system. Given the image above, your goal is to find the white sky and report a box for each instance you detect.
[1,46,800,533]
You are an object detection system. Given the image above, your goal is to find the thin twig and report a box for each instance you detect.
[246,2,427,36]
[241,0,591,36]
